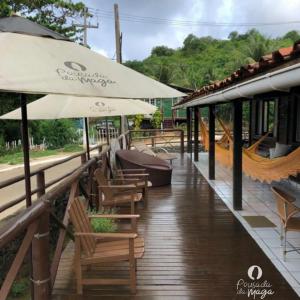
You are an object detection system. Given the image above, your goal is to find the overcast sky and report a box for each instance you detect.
[76,0,300,61]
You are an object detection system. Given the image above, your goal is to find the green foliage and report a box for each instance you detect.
[124,28,294,90]
[0,0,87,41]
[89,209,118,233]
[32,119,78,149]
[283,30,300,42]
[151,45,175,57]
[134,114,144,130]
[151,110,163,129]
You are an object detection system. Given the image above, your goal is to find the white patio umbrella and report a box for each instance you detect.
[0,95,157,159]
[0,15,185,206]
[0,95,157,119]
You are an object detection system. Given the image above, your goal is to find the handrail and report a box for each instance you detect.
[0,157,97,247]
[129,128,184,154]
[0,144,102,189]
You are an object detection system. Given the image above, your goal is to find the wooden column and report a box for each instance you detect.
[194,106,199,161]
[186,107,192,153]
[233,100,243,210]
[209,105,215,180]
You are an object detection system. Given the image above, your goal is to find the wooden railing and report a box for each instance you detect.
[128,128,184,154]
[0,129,183,299]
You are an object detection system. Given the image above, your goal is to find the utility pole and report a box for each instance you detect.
[114,3,122,63]
[73,8,98,154]
[114,3,126,134]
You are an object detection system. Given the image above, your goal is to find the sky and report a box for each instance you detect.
[75,0,300,61]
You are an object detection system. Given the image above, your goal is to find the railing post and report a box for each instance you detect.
[81,153,87,165]
[32,171,50,299]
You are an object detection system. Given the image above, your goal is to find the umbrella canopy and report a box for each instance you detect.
[0,17,185,98]
[0,95,157,119]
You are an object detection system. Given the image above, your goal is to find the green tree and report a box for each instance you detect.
[244,29,273,62]
[151,45,175,57]
[283,30,300,42]
[0,0,87,40]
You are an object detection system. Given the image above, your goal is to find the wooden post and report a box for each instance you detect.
[233,100,243,210]
[209,105,215,180]
[194,106,199,161]
[20,94,32,207]
[32,171,50,299]
[84,117,90,160]
[180,129,184,154]
[186,107,192,153]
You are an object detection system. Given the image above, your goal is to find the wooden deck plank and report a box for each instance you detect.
[52,155,299,299]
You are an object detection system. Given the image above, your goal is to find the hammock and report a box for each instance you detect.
[199,118,300,183]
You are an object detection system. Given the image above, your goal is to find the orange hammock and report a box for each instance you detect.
[199,118,300,183]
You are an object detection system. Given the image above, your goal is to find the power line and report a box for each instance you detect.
[88,7,300,27]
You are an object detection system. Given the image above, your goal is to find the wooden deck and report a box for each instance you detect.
[52,155,298,299]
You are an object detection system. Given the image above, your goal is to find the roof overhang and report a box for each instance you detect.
[174,61,300,109]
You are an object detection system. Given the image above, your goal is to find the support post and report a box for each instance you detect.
[186,107,192,153]
[233,100,243,210]
[209,105,215,180]
[194,106,199,161]
[32,171,50,299]
[84,117,90,160]
[20,94,32,207]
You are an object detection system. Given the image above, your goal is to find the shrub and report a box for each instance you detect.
[151,110,163,129]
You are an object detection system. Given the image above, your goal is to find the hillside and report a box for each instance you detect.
[124,29,300,89]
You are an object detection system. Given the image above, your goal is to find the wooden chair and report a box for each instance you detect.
[271,186,300,259]
[94,168,143,214]
[102,152,151,206]
[68,196,144,294]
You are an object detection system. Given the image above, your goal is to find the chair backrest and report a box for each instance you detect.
[94,168,114,199]
[68,197,96,256]
[271,186,299,224]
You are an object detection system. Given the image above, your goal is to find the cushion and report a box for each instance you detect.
[270,143,292,159]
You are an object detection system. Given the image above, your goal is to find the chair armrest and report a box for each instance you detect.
[75,232,137,239]
[117,169,146,173]
[117,174,149,177]
[98,184,136,189]
[88,214,140,219]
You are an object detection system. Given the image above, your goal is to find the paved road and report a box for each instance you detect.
[0,156,82,221]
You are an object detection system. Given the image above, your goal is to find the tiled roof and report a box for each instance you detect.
[174,41,300,108]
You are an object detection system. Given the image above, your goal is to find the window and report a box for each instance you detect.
[255,99,277,136]
[150,99,156,105]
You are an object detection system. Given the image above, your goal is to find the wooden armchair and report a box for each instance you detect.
[68,196,144,294]
[271,186,300,259]
[94,168,143,214]
[101,152,151,205]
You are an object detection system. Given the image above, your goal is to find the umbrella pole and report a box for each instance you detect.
[105,117,110,145]
[20,94,32,207]
[84,117,90,160]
